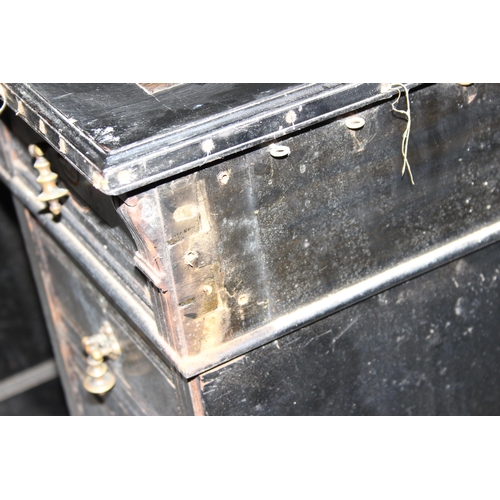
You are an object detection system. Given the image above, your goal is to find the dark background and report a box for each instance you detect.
[0,180,68,415]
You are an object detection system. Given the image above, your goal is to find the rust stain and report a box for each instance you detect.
[124,196,167,284]
[169,177,231,356]
[200,307,229,351]
[119,191,188,356]
[188,377,206,416]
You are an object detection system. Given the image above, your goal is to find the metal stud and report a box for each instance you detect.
[346,117,365,130]
[270,145,290,158]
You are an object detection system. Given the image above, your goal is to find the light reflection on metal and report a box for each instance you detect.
[82,321,121,395]
[30,144,69,216]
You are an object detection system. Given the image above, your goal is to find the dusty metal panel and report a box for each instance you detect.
[115,83,500,377]
[3,82,500,415]
[198,239,500,415]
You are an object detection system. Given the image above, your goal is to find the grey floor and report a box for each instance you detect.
[0,180,69,416]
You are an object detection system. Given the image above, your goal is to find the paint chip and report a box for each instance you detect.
[286,110,297,125]
[117,170,133,185]
[92,171,109,192]
[59,137,68,153]
[238,293,249,306]
[202,139,215,154]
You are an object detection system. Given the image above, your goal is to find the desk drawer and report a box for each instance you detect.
[19,207,191,416]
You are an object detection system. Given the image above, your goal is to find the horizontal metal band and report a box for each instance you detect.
[183,219,500,377]
[4,161,500,379]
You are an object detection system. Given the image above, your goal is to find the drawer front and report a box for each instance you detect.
[20,207,190,416]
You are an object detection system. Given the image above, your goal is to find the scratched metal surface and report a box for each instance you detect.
[29,83,304,149]
[126,83,500,364]
[197,239,500,415]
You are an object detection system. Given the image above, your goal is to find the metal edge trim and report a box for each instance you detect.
[102,84,424,195]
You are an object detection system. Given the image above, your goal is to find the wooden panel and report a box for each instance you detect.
[23,211,190,416]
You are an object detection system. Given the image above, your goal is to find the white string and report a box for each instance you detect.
[391,83,414,185]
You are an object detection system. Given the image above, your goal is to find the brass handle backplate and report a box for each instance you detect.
[82,321,121,395]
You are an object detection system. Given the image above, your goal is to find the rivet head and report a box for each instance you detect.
[217,171,230,185]
[346,117,365,130]
[238,293,249,306]
[270,145,290,158]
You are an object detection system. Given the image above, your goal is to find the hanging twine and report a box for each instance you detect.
[391,83,414,185]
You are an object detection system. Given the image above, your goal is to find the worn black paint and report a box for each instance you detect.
[190,84,500,342]
[199,240,500,415]
[2,83,500,415]
[26,215,189,416]
[3,83,419,194]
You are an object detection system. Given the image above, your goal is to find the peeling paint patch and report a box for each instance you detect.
[59,136,68,153]
[17,101,25,116]
[454,297,466,317]
[92,171,109,192]
[467,88,478,104]
[93,126,121,145]
[174,205,199,222]
[286,110,297,125]
[39,119,47,135]
[202,139,215,155]
[117,169,133,185]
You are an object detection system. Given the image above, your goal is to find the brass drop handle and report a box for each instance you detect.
[29,144,69,216]
[81,321,121,395]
